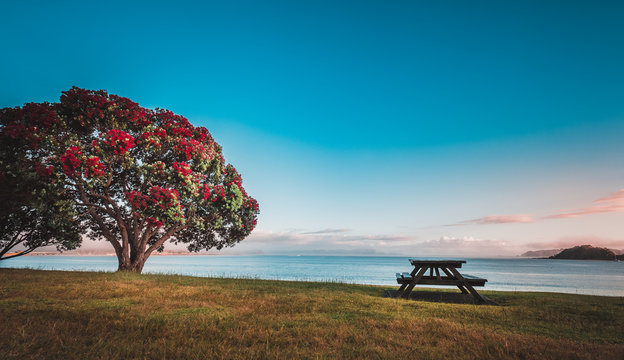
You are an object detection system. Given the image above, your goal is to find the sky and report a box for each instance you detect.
[1,1,623,257]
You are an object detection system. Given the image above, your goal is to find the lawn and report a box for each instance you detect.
[1,268,622,359]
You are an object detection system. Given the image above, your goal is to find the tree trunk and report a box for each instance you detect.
[117,258,146,272]
[113,225,180,273]
[117,248,146,273]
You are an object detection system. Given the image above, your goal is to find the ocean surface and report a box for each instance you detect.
[1,255,623,296]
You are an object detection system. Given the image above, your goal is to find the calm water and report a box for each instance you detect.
[1,255,623,296]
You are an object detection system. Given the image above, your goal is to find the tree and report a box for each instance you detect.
[0,103,83,260]
[0,88,259,272]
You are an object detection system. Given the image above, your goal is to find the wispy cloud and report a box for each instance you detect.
[300,228,351,235]
[544,189,624,219]
[447,189,624,227]
[246,229,413,245]
[448,214,534,226]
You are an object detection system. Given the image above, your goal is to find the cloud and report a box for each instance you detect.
[424,235,506,246]
[356,234,412,241]
[411,236,518,257]
[448,214,534,226]
[300,228,351,235]
[245,229,413,245]
[422,236,509,249]
[595,189,624,204]
[447,189,624,227]
[544,189,624,219]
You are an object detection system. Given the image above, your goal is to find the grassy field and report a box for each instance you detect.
[1,269,623,359]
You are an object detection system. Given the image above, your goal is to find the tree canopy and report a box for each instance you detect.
[0,103,83,260]
[0,87,259,271]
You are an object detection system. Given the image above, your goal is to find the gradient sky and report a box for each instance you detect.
[1,1,623,256]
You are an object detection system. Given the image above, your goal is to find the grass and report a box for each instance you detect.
[1,268,623,359]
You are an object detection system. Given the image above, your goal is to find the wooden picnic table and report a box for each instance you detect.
[395,259,488,303]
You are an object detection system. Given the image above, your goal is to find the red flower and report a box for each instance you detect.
[84,156,106,178]
[146,217,163,228]
[172,161,192,177]
[202,184,210,200]
[60,146,82,176]
[105,129,135,154]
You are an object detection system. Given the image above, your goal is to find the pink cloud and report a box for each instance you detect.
[594,189,624,204]
[449,189,624,226]
[544,189,624,219]
[449,214,534,226]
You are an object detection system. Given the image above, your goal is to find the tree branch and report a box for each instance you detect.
[0,232,26,258]
[96,175,130,261]
[75,183,122,256]
[0,247,34,260]
[74,201,114,215]
[144,223,189,258]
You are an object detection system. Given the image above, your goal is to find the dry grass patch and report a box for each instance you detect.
[1,268,622,359]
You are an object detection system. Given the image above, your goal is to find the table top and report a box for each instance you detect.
[408,259,466,267]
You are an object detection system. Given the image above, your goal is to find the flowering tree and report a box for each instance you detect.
[0,104,83,260]
[0,87,259,272]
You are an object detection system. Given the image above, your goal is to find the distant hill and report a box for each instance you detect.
[521,246,624,259]
[549,245,618,260]
[520,249,563,258]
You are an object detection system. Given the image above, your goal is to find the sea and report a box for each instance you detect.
[1,255,623,297]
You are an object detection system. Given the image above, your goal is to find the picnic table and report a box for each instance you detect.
[395,259,488,303]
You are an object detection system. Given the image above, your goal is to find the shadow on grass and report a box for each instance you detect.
[382,289,498,305]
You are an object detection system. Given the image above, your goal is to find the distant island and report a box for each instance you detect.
[520,249,563,258]
[548,245,622,261]
[521,245,624,260]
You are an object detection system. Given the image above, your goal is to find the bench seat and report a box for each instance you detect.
[396,272,486,287]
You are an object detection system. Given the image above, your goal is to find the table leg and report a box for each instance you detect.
[396,266,420,298]
[397,282,408,293]
[449,267,486,303]
[410,266,421,277]
[402,266,428,299]
[440,267,469,294]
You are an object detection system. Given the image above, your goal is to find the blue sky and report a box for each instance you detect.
[2,1,623,256]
